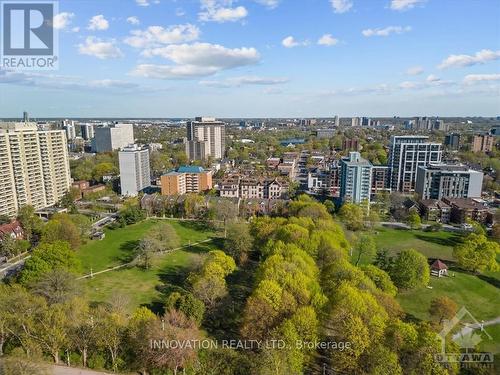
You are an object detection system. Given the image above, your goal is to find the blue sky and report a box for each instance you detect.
[0,0,499,118]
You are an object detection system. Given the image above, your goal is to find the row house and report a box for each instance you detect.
[218,177,288,199]
[442,197,493,224]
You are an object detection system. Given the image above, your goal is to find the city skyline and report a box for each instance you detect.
[0,0,499,118]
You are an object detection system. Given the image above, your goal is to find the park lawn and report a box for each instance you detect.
[77,219,216,273]
[397,270,500,353]
[350,227,462,265]
[83,239,220,313]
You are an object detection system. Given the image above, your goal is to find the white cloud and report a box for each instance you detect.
[200,76,289,87]
[438,49,500,69]
[124,24,200,48]
[176,8,186,16]
[426,74,440,82]
[282,36,308,48]
[362,25,411,37]
[78,37,123,59]
[406,66,424,75]
[136,0,159,6]
[463,74,500,84]
[330,0,353,13]
[131,42,260,79]
[71,27,80,33]
[88,15,109,31]
[127,16,140,25]
[390,0,425,11]
[199,0,248,23]
[254,0,280,8]
[53,12,75,30]
[317,34,339,46]
[131,64,219,79]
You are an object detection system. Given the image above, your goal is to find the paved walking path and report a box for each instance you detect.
[452,316,500,340]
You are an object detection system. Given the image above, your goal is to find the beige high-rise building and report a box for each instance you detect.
[186,117,226,161]
[0,122,71,218]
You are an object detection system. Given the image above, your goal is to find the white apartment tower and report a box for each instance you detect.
[186,117,226,161]
[118,144,151,196]
[388,135,442,193]
[62,119,77,141]
[0,122,71,218]
[92,123,134,153]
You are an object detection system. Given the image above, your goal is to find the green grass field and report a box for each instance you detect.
[76,219,220,312]
[78,219,216,272]
[350,227,462,265]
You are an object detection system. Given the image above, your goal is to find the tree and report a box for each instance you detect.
[324,200,336,215]
[374,248,394,272]
[184,194,205,219]
[165,292,205,325]
[407,211,422,230]
[150,222,181,252]
[35,303,70,364]
[32,269,82,305]
[354,234,377,266]
[390,249,430,289]
[208,199,239,235]
[17,205,43,243]
[361,265,398,296]
[19,241,80,286]
[339,203,364,231]
[429,296,458,324]
[0,215,11,225]
[94,307,127,372]
[224,222,253,264]
[41,214,82,249]
[140,310,201,375]
[0,348,50,375]
[453,233,500,273]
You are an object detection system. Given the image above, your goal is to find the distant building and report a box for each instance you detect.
[62,119,77,141]
[442,197,492,224]
[161,166,212,196]
[351,117,362,127]
[334,115,340,127]
[80,123,95,140]
[280,138,305,147]
[415,164,483,200]
[471,134,495,153]
[23,111,29,122]
[300,119,317,126]
[444,133,460,150]
[419,199,451,223]
[118,144,151,196]
[371,165,391,195]
[92,123,134,153]
[186,117,226,161]
[315,129,335,139]
[342,138,359,151]
[340,152,373,204]
[388,135,442,193]
[0,122,71,217]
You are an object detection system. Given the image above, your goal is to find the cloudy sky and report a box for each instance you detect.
[0,0,499,118]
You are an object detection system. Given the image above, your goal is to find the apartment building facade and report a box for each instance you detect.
[340,152,373,204]
[186,117,226,161]
[92,123,134,153]
[0,122,71,218]
[118,144,151,196]
[161,166,213,196]
[388,136,442,193]
[415,164,483,200]
[472,134,495,153]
